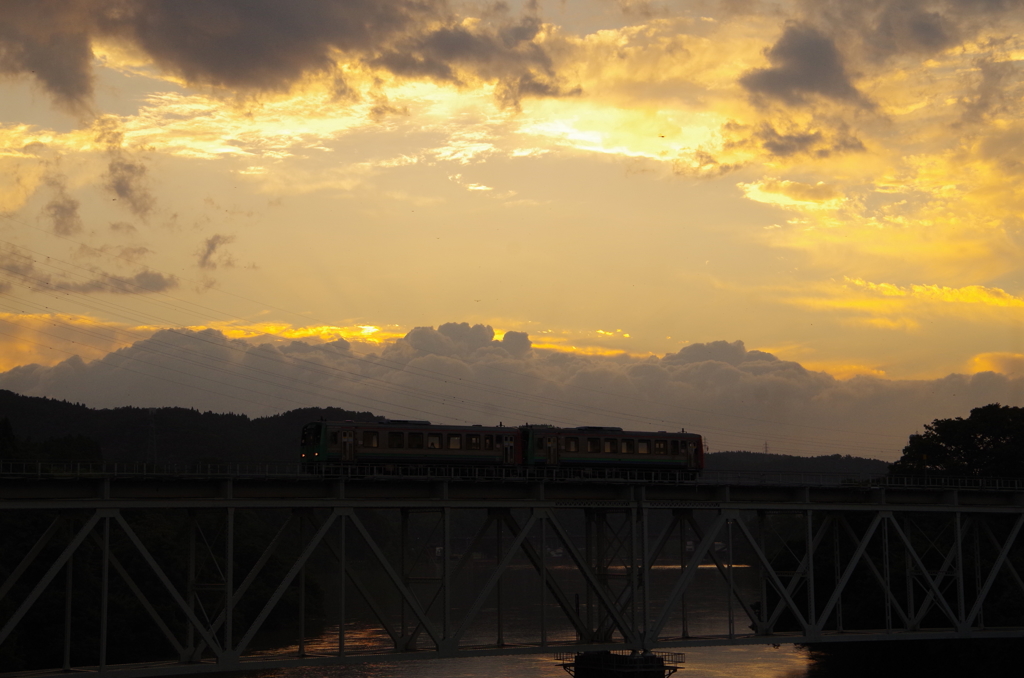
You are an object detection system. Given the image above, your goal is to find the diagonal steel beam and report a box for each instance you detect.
[87,531,186,658]
[836,517,910,629]
[113,511,226,658]
[404,514,498,648]
[544,509,638,646]
[965,513,1024,627]
[0,511,103,647]
[346,567,401,645]
[191,512,297,659]
[734,516,811,634]
[889,516,962,631]
[689,514,762,633]
[317,520,402,647]
[903,516,969,630]
[498,511,590,640]
[765,515,833,631]
[907,516,971,630]
[647,513,728,643]
[811,512,883,633]
[452,512,539,643]
[234,508,340,656]
[980,520,1024,598]
[346,510,443,649]
[596,514,682,639]
[0,515,62,602]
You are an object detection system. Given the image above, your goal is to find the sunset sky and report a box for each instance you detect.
[2,0,1024,459]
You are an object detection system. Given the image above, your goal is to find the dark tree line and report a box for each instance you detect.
[0,389,380,464]
[890,403,1024,477]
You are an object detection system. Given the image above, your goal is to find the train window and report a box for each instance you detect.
[483,435,494,450]
[301,424,322,446]
[622,439,635,454]
[408,432,425,449]
[388,432,404,449]
[427,433,443,449]
[362,431,378,448]
[638,440,650,454]
[604,439,619,454]
[467,434,482,450]
[671,440,680,455]
[654,440,668,454]
[330,431,339,444]
[565,437,579,453]
[587,438,601,453]
[536,436,545,451]
[448,434,462,450]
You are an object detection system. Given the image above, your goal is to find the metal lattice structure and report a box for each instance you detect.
[2,466,1024,677]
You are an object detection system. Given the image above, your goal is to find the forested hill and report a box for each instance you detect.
[0,389,891,470]
[0,390,381,463]
[705,451,889,475]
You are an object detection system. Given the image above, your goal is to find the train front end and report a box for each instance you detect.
[300,421,326,465]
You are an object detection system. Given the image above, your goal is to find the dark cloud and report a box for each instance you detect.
[672,148,744,178]
[0,0,95,112]
[720,121,865,159]
[799,1,1024,65]
[959,58,1017,124]
[76,244,152,264]
[0,246,37,281]
[56,269,178,294]
[103,157,155,218]
[501,330,532,358]
[740,24,867,107]
[496,73,581,110]
[197,234,236,270]
[753,123,865,158]
[93,117,157,218]
[662,340,780,366]
[0,244,175,295]
[372,15,577,108]
[0,0,574,110]
[103,0,432,91]
[42,177,82,235]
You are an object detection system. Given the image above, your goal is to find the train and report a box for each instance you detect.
[300,420,704,472]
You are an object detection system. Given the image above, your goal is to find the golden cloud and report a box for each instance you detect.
[0,313,146,371]
[969,352,1024,375]
[740,178,844,208]
[846,278,1024,307]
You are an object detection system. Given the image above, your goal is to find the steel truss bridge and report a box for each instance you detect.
[2,463,1024,677]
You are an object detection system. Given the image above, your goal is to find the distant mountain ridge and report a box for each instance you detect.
[0,389,890,470]
[0,389,380,463]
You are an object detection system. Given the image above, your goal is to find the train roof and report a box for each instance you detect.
[307,420,699,437]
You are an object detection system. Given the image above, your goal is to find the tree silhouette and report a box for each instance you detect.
[890,404,1024,477]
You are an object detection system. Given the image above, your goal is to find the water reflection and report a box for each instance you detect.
[259,644,811,678]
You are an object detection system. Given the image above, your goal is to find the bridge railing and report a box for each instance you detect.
[2,458,1023,490]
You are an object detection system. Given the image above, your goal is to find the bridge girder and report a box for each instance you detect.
[2,473,1024,677]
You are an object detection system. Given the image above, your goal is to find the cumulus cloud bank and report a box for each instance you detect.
[3,321,1023,460]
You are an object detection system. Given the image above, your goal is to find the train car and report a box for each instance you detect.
[526,426,704,470]
[301,420,520,466]
[302,420,704,474]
